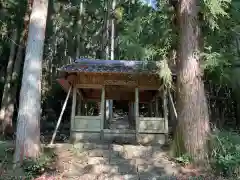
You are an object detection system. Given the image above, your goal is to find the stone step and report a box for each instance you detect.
[88,149,109,158]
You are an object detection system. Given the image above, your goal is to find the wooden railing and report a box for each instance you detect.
[72,116,101,132]
[138,117,167,133]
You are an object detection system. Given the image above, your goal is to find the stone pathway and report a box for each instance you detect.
[54,143,180,180]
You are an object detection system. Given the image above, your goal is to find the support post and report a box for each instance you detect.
[168,89,177,118]
[104,99,107,128]
[71,86,77,132]
[128,101,135,129]
[100,86,105,139]
[106,100,110,121]
[149,103,153,117]
[135,88,139,137]
[49,86,72,145]
[155,97,159,117]
[128,102,131,126]
[163,88,169,135]
[77,93,82,116]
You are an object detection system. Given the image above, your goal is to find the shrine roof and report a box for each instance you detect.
[58,58,169,74]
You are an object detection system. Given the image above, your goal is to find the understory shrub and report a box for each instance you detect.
[22,149,56,178]
[210,129,240,177]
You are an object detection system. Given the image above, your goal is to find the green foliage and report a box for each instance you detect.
[201,0,231,29]
[175,154,193,166]
[22,149,56,178]
[210,130,240,177]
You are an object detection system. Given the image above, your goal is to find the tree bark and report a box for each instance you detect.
[109,0,116,121]
[76,0,84,58]
[3,0,33,137]
[0,30,18,135]
[172,0,210,163]
[14,0,49,164]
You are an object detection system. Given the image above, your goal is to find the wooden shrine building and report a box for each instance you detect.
[57,58,172,144]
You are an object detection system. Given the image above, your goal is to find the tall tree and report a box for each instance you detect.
[105,0,111,122]
[1,0,33,137]
[76,0,84,58]
[172,0,210,163]
[0,29,18,135]
[14,0,49,163]
[109,0,116,121]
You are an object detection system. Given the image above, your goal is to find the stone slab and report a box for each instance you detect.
[137,133,166,145]
[71,131,101,142]
[84,142,109,150]
[123,145,153,159]
[88,149,109,158]
[138,172,162,180]
[87,157,109,165]
[115,163,137,174]
[98,174,139,180]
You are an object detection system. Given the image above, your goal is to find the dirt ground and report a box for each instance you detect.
[33,142,220,180]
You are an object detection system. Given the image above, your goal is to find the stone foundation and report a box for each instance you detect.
[71,131,166,145]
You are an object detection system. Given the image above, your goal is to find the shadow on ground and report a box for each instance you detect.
[40,139,182,180]
[0,140,225,180]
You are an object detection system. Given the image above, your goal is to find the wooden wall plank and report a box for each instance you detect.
[72,73,161,90]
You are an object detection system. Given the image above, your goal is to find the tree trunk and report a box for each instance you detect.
[76,0,84,58]
[0,30,18,135]
[105,0,111,123]
[14,0,49,164]
[109,0,116,121]
[4,0,33,136]
[172,0,210,163]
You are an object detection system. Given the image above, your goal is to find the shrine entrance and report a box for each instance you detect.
[57,58,169,145]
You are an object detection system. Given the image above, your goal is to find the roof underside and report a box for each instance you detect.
[58,58,161,74]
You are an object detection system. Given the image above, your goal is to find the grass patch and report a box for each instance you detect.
[0,142,57,179]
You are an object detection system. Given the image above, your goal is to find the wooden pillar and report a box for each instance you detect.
[100,86,105,139]
[104,99,107,128]
[128,101,135,129]
[155,97,159,117]
[135,88,139,135]
[128,101,131,122]
[105,100,110,121]
[85,102,88,116]
[163,89,169,134]
[153,101,156,116]
[77,92,82,116]
[71,86,77,132]
[148,103,153,117]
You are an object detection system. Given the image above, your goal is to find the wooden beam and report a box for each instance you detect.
[71,85,77,132]
[83,90,155,101]
[76,83,159,90]
[50,85,72,145]
[74,73,161,90]
[100,86,105,139]
[76,84,103,89]
[168,89,177,119]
